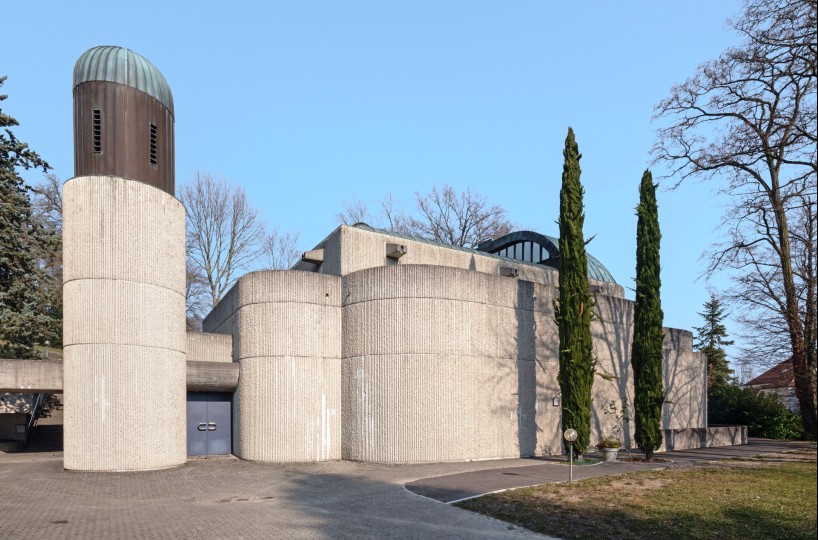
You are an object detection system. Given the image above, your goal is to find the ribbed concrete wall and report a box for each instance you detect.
[62,176,186,471]
[204,271,341,462]
[342,265,559,462]
[341,265,706,462]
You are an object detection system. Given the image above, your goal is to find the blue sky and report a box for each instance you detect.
[4,1,747,366]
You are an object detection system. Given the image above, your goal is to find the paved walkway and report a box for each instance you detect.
[1,439,811,539]
[405,438,816,503]
[1,451,554,540]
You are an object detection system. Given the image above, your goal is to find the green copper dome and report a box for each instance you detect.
[477,230,618,283]
[73,46,174,115]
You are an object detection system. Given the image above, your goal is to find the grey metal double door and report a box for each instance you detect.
[186,392,232,456]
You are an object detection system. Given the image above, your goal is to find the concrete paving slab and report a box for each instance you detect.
[0,452,556,539]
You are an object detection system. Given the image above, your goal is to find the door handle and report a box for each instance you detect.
[197,423,208,431]
[207,422,217,431]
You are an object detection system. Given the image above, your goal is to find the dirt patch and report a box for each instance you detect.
[752,449,816,462]
[522,475,673,505]
[708,448,818,469]
[617,456,672,463]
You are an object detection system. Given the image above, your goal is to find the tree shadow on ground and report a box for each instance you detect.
[276,470,540,539]
[460,496,815,540]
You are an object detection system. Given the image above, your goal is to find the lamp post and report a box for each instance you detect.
[564,428,578,482]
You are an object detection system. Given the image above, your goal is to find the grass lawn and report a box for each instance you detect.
[457,448,817,540]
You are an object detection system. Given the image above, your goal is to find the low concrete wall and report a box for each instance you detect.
[204,271,342,462]
[0,360,63,393]
[706,425,748,447]
[1,359,240,394]
[663,426,748,451]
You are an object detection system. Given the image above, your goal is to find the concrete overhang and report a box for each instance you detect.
[186,361,239,392]
[1,359,239,394]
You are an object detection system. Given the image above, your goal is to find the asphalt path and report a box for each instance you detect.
[405,439,815,503]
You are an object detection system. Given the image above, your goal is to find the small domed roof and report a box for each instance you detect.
[73,46,174,115]
[477,230,618,283]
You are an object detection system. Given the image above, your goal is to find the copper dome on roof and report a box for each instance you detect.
[73,46,174,115]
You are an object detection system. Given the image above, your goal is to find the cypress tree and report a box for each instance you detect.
[0,76,55,357]
[631,170,665,461]
[693,294,734,388]
[555,127,595,456]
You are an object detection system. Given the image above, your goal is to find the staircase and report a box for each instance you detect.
[24,394,63,452]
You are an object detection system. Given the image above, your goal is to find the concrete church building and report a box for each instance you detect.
[4,46,743,472]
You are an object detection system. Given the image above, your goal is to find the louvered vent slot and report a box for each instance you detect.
[92,110,102,153]
[149,123,158,166]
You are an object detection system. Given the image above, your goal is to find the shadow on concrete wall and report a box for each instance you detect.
[593,296,635,449]
[533,283,561,456]
[516,280,537,456]
[663,344,706,430]
[0,393,35,415]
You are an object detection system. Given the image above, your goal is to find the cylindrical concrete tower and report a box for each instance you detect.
[63,46,186,471]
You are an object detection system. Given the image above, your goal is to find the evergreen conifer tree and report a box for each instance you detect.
[631,170,665,461]
[555,128,595,456]
[694,294,735,388]
[0,76,56,357]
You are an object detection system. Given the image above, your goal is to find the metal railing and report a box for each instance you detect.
[25,393,46,444]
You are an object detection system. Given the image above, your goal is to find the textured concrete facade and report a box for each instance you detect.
[296,225,625,298]
[202,225,708,463]
[0,360,62,393]
[204,271,341,462]
[340,264,705,462]
[186,332,232,363]
[63,176,187,471]
[1,358,240,394]
[342,264,549,462]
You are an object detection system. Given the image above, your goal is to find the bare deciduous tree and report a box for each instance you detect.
[32,173,62,228]
[377,193,414,236]
[411,185,514,247]
[179,172,265,310]
[263,227,301,270]
[184,258,210,331]
[30,173,63,344]
[336,199,371,225]
[31,173,63,279]
[653,0,817,436]
[728,193,815,376]
[337,185,514,248]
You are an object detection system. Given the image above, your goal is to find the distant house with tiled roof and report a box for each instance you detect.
[744,359,799,412]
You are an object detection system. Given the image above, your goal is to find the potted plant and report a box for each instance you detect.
[596,437,622,461]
